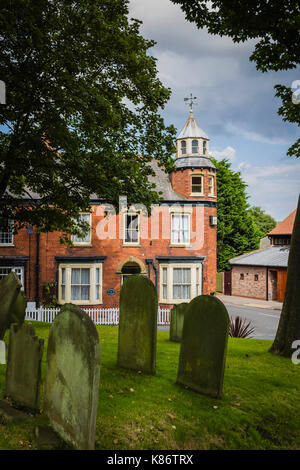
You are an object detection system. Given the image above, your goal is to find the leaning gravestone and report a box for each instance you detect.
[44,303,101,450]
[176,295,230,398]
[5,322,44,411]
[170,303,188,342]
[0,272,22,340]
[117,275,157,374]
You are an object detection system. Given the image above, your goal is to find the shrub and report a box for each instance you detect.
[229,316,255,338]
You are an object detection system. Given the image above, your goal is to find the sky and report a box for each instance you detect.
[129,0,300,222]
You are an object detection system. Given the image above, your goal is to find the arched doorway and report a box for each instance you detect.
[116,256,147,285]
[121,262,141,284]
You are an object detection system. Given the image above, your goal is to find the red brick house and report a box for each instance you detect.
[229,209,296,302]
[0,109,218,308]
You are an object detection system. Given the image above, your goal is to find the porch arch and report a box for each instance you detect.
[116,256,147,275]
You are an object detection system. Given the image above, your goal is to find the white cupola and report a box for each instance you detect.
[176,108,210,158]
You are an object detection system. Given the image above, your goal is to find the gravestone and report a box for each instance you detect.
[0,272,22,340]
[117,275,157,374]
[170,303,188,342]
[0,340,5,364]
[5,322,44,411]
[44,303,101,450]
[177,295,230,398]
[10,290,26,327]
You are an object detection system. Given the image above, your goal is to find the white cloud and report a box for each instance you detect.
[210,146,236,162]
[237,160,300,220]
[225,123,292,145]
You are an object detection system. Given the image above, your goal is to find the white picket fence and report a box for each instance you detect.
[25,306,171,326]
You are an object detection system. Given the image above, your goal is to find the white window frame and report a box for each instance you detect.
[123,212,140,245]
[181,140,187,155]
[71,213,92,246]
[0,219,14,246]
[190,174,204,196]
[191,139,199,154]
[170,213,191,246]
[159,263,202,304]
[58,263,103,305]
[208,174,214,196]
[0,266,24,289]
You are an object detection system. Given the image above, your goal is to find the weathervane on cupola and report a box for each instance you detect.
[184,93,197,110]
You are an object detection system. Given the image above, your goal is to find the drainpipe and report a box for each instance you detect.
[152,261,158,293]
[145,259,153,280]
[266,267,269,301]
[35,231,40,307]
[145,258,158,293]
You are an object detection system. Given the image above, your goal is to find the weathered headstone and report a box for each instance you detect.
[44,303,101,450]
[10,290,26,326]
[0,272,22,340]
[170,303,188,342]
[176,295,230,398]
[117,275,157,374]
[5,322,44,411]
[0,340,5,364]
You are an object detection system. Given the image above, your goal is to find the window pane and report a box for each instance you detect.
[95,268,100,300]
[61,285,65,300]
[71,268,81,284]
[0,219,13,244]
[191,176,202,193]
[173,267,191,300]
[173,285,181,299]
[163,267,167,284]
[81,268,90,285]
[182,268,191,283]
[72,214,90,243]
[163,285,167,299]
[192,140,198,153]
[71,285,81,300]
[181,140,186,154]
[81,286,90,300]
[125,214,139,243]
[61,268,65,285]
[171,215,189,244]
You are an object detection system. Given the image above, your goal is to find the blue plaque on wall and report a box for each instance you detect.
[107,288,115,295]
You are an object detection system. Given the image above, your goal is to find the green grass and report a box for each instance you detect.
[1,322,300,450]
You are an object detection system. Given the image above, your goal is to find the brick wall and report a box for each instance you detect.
[231,265,267,300]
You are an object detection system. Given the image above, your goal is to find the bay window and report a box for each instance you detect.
[58,263,102,304]
[159,263,202,304]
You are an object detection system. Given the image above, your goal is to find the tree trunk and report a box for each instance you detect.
[269,195,300,357]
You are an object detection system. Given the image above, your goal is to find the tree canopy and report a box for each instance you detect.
[211,158,261,272]
[0,0,176,240]
[248,206,277,239]
[170,0,300,158]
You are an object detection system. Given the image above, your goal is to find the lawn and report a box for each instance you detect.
[0,321,300,450]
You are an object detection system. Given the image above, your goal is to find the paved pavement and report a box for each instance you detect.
[216,294,283,311]
[158,295,283,341]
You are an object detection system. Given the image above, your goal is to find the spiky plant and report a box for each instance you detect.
[229,316,255,338]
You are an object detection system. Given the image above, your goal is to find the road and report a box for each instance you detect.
[224,304,281,340]
[158,304,282,341]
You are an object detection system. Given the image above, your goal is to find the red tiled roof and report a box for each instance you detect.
[268,209,296,235]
